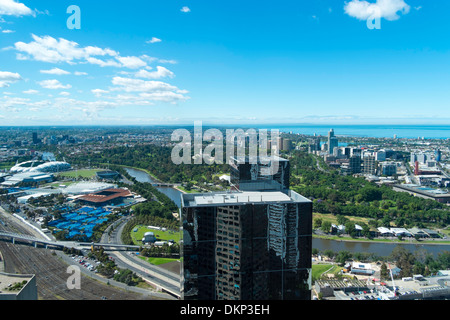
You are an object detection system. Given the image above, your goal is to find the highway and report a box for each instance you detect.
[100,216,181,298]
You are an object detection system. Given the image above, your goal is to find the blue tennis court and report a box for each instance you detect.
[48,206,113,241]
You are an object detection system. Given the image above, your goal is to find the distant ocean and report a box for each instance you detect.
[250,124,450,140]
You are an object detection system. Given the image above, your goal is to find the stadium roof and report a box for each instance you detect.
[10,161,71,173]
[62,182,116,195]
[77,188,132,204]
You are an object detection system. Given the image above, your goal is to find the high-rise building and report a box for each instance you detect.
[381,162,397,176]
[282,139,293,152]
[375,150,386,161]
[32,132,39,144]
[349,155,362,174]
[180,157,312,300]
[436,149,442,162]
[363,156,376,175]
[417,153,427,164]
[328,129,338,155]
[411,153,428,164]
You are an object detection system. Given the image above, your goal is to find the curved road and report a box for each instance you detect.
[101,216,181,298]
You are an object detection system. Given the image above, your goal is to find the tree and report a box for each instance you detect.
[335,251,352,266]
[345,221,357,238]
[390,246,415,278]
[337,215,348,226]
[314,218,323,229]
[323,249,335,260]
[359,187,382,202]
[321,220,332,234]
[380,263,389,280]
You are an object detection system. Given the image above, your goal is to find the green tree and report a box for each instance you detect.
[321,220,332,234]
[313,218,323,229]
[335,251,352,266]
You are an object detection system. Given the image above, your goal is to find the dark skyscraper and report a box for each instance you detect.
[180,156,312,300]
[32,132,38,144]
[436,149,442,162]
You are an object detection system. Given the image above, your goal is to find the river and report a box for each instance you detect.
[125,167,183,208]
[125,167,449,258]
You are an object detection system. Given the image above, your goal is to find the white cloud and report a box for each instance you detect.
[147,37,162,44]
[116,56,147,69]
[40,67,70,75]
[38,79,72,90]
[108,76,189,103]
[0,0,33,16]
[59,91,70,96]
[1,29,15,33]
[14,34,150,69]
[180,6,191,13]
[86,57,121,68]
[344,0,410,21]
[139,91,188,103]
[135,66,175,79]
[23,89,39,94]
[74,71,88,76]
[15,34,89,64]
[0,70,21,87]
[111,76,178,93]
[91,89,109,97]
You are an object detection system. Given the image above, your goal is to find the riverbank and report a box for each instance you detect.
[313,234,450,246]
[113,164,164,184]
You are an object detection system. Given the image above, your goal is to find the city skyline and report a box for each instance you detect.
[1,0,450,126]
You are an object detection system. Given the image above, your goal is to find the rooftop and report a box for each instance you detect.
[394,184,450,198]
[0,273,34,294]
[78,188,132,204]
[62,182,116,195]
[229,155,288,166]
[182,190,310,207]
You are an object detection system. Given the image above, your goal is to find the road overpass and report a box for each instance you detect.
[0,231,148,252]
[0,231,67,250]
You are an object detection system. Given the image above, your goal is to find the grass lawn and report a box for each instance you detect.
[131,225,181,245]
[313,212,373,226]
[57,169,101,178]
[140,257,179,265]
[176,185,200,194]
[312,264,344,282]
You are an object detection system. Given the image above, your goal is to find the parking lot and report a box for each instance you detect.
[71,254,101,273]
[334,289,382,300]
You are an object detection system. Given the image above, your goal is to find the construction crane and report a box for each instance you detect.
[388,263,399,297]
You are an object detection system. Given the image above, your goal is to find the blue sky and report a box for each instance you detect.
[0,0,449,126]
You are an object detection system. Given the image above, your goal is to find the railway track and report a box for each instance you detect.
[0,210,159,300]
